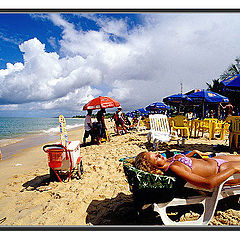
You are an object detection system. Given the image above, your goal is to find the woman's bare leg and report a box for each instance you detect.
[212,155,240,162]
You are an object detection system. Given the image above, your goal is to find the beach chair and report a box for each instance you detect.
[170,115,190,140]
[227,116,240,152]
[147,114,177,150]
[121,155,240,225]
[143,117,150,130]
[137,119,147,131]
[209,119,230,140]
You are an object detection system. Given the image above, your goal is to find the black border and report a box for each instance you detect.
[1,226,240,231]
[1,8,240,231]
[0,8,240,13]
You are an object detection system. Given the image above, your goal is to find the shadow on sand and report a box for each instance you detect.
[86,192,240,226]
[21,174,51,191]
[86,192,162,225]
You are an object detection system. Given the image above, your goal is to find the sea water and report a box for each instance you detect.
[0,117,84,140]
[0,117,85,160]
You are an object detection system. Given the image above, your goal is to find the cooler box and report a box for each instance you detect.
[53,140,81,171]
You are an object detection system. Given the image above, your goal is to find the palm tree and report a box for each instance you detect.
[206,79,224,95]
[206,56,240,94]
[220,57,240,80]
[206,57,240,111]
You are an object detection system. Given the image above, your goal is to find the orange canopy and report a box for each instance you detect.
[83,96,120,110]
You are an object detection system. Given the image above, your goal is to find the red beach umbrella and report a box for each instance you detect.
[83,96,120,110]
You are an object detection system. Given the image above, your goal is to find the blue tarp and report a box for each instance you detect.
[187,90,229,103]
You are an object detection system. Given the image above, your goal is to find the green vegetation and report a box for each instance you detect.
[206,56,240,110]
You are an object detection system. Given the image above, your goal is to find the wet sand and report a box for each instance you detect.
[0,134,59,160]
[0,119,240,227]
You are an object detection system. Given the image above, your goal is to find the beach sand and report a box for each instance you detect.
[0,119,240,226]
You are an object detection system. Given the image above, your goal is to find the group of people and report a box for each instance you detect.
[83,106,131,145]
[83,108,107,145]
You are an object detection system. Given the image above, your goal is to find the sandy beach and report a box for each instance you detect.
[0,119,240,227]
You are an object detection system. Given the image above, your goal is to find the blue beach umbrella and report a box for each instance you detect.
[134,108,150,116]
[163,94,193,105]
[125,112,135,118]
[221,74,240,93]
[145,102,170,111]
[187,90,229,119]
[187,90,229,103]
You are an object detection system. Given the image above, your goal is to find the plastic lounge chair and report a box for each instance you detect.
[147,114,178,150]
[121,154,240,225]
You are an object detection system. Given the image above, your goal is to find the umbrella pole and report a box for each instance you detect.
[203,102,205,119]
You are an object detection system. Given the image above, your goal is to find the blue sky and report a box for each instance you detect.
[0,13,142,69]
[1,12,240,117]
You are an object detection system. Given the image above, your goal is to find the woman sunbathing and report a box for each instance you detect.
[134,150,240,189]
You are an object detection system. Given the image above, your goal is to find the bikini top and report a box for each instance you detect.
[166,154,193,171]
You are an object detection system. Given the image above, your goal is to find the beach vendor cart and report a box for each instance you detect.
[43,115,83,182]
[43,140,82,182]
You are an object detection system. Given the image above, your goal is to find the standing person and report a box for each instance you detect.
[83,110,93,145]
[132,115,139,128]
[114,106,128,135]
[220,102,234,119]
[186,111,193,120]
[97,108,107,143]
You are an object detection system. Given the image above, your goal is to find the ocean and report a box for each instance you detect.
[0,117,84,140]
[0,117,85,160]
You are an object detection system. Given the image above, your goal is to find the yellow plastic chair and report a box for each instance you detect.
[189,119,201,138]
[197,118,221,140]
[197,119,210,138]
[227,116,240,151]
[188,119,196,137]
[210,119,230,140]
[143,117,150,130]
[171,115,190,139]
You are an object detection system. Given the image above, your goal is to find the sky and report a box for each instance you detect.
[0,12,240,117]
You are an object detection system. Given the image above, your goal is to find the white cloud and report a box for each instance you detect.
[0,37,102,105]
[0,104,19,110]
[40,86,101,111]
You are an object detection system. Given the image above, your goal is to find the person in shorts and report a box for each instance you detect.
[114,106,128,135]
[83,110,93,145]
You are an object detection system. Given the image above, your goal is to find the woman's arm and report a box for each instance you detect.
[170,164,237,189]
[185,150,209,158]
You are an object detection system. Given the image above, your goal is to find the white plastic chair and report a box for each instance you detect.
[153,173,240,225]
[147,114,177,150]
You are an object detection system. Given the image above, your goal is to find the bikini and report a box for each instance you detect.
[211,158,227,172]
[166,154,193,171]
[166,154,227,172]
